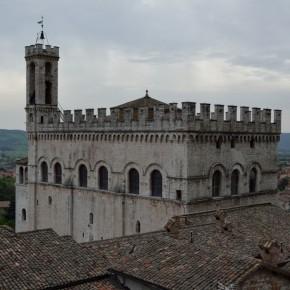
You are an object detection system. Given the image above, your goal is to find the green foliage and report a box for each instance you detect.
[0,176,15,228]
[0,214,14,228]
[0,129,27,170]
[0,176,15,201]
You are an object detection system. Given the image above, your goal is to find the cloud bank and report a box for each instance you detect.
[0,0,289,130]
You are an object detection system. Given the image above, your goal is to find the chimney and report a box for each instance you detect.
[215,209,233,232]
[259,240,287,267]
[164,216,189,238]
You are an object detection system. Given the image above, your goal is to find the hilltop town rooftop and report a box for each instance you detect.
[2,203,290,290]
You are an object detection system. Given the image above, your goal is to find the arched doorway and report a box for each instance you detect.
[128,168,139,194]
[79,164,88,187]
[249,168,258,193]
[99,166,108,190]
[151,170,162,197]
[212,170,222,197]
[231,169,240,195]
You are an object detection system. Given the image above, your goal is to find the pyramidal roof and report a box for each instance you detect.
[112,90,168,109]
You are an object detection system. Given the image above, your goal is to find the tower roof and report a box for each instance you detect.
[112,90,168,109]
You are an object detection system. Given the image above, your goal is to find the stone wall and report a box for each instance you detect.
[16,183,184,242]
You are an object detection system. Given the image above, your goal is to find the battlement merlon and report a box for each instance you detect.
[26,103,282,134]
[25,44,59,59]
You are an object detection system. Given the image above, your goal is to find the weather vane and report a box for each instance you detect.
[37,16,45,40]
[35,16,49,44]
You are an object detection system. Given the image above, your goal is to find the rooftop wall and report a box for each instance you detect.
[25,44,59,58]
[28,103,282,134]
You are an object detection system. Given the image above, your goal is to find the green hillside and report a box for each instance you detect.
[0,129,27,170]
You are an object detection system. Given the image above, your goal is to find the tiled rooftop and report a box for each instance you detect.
[2,203,290,289]
[84,203,290,289]
[112,93,168,109]
[0,227,109,290]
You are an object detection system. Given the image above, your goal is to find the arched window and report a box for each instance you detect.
[128,168,139,194]
[249,168,257,193]
[136,220,141,233]
[231,138,235,148]
[89,213,94,225]
[216,137,223,149]
[22,209,26,221]
[24,167,28,184]
[212,170,222,197]
[79,164,88,187]
[54,162,62,184]
[29,62,35,104]
[45,62,52,105]
[250,139,255,148]
[151,170,162,197]
[19,167,24,184]
[48,196,52,205]
[45,62,52,75]
[231,170,240,195]
[45,81,52,105]
[99,166,108,190]
[41,161,48,182]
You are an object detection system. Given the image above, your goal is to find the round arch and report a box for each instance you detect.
[208,164,227,197]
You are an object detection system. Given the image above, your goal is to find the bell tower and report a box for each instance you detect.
[25,44,59,107]
[25,19,60,130]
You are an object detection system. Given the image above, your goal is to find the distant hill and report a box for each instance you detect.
[0,130,27,170]
[0,129,289,169]
[0,130,27,154]
[279,133,290,153]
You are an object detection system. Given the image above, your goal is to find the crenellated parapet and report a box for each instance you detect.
[25,44,59,59]
[27,102,282,134]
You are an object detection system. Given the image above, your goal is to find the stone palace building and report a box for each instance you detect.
[15,39,282,243]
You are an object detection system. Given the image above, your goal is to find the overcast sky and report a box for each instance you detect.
[0,0,290,131]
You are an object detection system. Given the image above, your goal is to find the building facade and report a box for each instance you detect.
[15,41,282,242]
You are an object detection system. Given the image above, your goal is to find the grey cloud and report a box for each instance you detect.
[0,0,290,130]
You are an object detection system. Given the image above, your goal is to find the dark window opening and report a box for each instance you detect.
[29,113,33,122]
[136,220,141,233]
[249,168,257,193]
[176,190,182,201]
[99,166,108,190]
[133,108,138,121]
[231,139,235,148]
[40,116,44,124]
[250,139,255,148]
[89,213,94,225]
[54,162,62,184]
[79,164,88,187]
[45,81,52,105]
[19,167,24,184]
[212,170,222,197]
[151,170,162,197]
[22,209,27,221]
[128,168,139,194]
[48,196,52,205]
[41,161,48,182]
[29,62,35,105]
[216,137,223,149]
[148,108,154,120]
[231,170,240,195]
[45,62,52,75]
[24,167,28,184]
